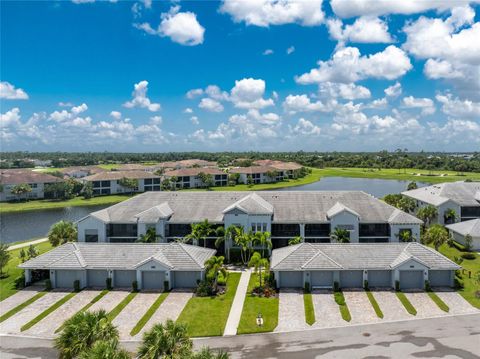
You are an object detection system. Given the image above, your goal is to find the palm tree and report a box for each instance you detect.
[248,252,269,287]
[288,236,303,246]
[443,208,457,224]
[11,183,32,201]
[234,229,254,265]
[0,243,11,277]
[417,205,438,228]
[407,181,418,190]
[184,219,214,247]
[193,347,230,359]
[78,340,130,359]
[204,256,227,292]
[48,220,78,247]
[137,227,159,243]
[330,227,350,243]
[423,224,450,251]
[138,320,192,359]
[253,231,272,257]
[118,177,138,195]
[55,310,119,359]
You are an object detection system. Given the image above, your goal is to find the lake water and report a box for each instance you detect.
[0,177,426,244]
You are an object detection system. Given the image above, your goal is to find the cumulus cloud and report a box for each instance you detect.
[402,96,436,115]
[327,16,392,45]
[123,80,161,112]
[230,78,274,109]
[296,45,412,84]
[289,118,321,136]
[384,82,402,97]
[110,111,122,120]
[0,81,29,100]
[287,46,295,55]
[190,116,199,125]
[199,98,224,112]
[318,82,371,100]
[435,93,480,118]
[134,6,205,46]
[220,0,324,27]
[184,107,193,114]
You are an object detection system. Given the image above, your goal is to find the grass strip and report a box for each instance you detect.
[304,292,315,325]
[130,292,169,336]
[334,291,351,322]
[21,291,77,331]
[107,292,137,321]
[55,289,109,333]
[0,291,48,323]
[366,291,384,319]
[427,291,449,312]
[396,292,417,316]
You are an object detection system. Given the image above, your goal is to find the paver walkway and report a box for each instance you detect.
[134,289,192,339]
[343,290,382,324]
[25,290,101,337]
[223,269,251,336]
[275,289,308,332]
[311,290,344,328]
[0,290,69,334]
[113,292,160,340]
[371,291,411,321]
[404,292,447,318]
[88,290,130,313]
[434,290,479,315]
[0,287,43,316]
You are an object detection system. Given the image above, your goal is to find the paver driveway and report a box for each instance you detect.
[112,292,160,340]
[434,289,479,315]
[88,290,130,313]
[275,289,308,332]
[370,291,411,321]
[133,289,192,339]
[0,286,43,316]
[343,290,382,324]
[0,290,69,334]
[311,290,344,328]
[24,290,102,337]
[404,292,447,318]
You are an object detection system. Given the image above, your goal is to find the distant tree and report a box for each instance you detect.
[0,244,11,277]
[83,182,93,199]
[11,183,32,201]
[423,224,449,251]
[48,220,77,247]
[253,231,272,257]
[228,173,240,186]
[248,252,269,287]
[19,248,26,263]
[204,255,227,293]
[27,244,39,260]
[417,205,438,228]
[443,208,457,224]
[465,234,473,252]
[383,194,416,213]
[407,181,418,190]
[288,236,303,246]
[246,175,254,187]
[118,177,138,195]
[161,177,171,191]
[330,227,350,243]
[265,170,278,183]
[185,219,214,247]
[170,176,179,190]
[198,172,214,189]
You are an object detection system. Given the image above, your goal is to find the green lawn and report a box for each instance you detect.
[237,273,279,334]
[396,292,417,315]
[130,292,169,336]
[107,292,137,321]
[0,241,53,301]
[334,291,351,322]
[366,291,384,319]
[0,291,48,323]
[427,291,449,312]
[304,292,315,325]
[434,243,480,309]
[177,272,241,337]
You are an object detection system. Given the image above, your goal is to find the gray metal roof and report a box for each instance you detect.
[403,181,480,207]
[19,242,215,271]
[271,243,459,271]
[87,191,422,225]
[446,219,480,237]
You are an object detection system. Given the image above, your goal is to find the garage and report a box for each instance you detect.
[368,270,392,288]
[399,270,424,290]
[87,269,108,288]
[142,271,164,290]
[429,270,452,288]
[174,271,200,288]
[310,271,333,288]
[114,270,136,288]
[279,271,303,288]
[56,270,83,288]
[340,270,363,288]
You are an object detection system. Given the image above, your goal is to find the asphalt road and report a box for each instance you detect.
[1,313,479,358]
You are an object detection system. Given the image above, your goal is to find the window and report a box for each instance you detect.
[461,206,480,219]
[107,223,137,237]
[101,180,110,187]
[144,178,153,185]
[359,223,390,237]
[166,224,192,237]
[305,223,330,237]
[251,223,267,233]
[85,234,98,243]
[92,181,101,188]
[271,223,300,237]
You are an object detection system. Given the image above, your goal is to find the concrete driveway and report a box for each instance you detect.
[370,291,411,321]
[343,290,382,324]
[112,292,160,340]
[311,290,344,328]
[0,287,43,316]
[24,290,102,337]
[403,291,447,318]
[275,289,308,332]
[433,289,479,315]
[87,290,130,313]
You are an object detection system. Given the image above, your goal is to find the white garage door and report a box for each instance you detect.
[429,270,452,288]
[174,271,200,288]
[368,270,392,288]
[142,271,164,290]
[114,270,136,288]
[310,271,333,288]
[279,271,303,288]
[340,270,363,288]
[56,270,82,288]
[87,270,108,288]
[400,270,424,290]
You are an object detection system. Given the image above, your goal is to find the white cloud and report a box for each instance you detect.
[0,107,22,127]
[190,116,199,125]
[435,93,480,118]
[134,6,205,46]
[204,85,229,101]
[290,118,321,135]
[384,82,402,97]
[199,98,224,112]
[186,88,204,99]
[296,45,412,84]
[428,119,480,145]
[402,96,436,115]
[184,107,193,113]
[327,16,392,45]
[58,102,73,107]
[230,78,274,109]
[0,81,29,100]
[282,94,335,114]
[110,111,122,120]
[220,0,324,27]
[287,46,295,55]
[263,49,274,55]
[123,80,161,112]
[318,82,371,100]
[150,115,162,125]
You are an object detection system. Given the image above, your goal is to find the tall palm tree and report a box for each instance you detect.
[204,256,227,292]
[48,220,78,247]
[234,229,254,265]
[138,320,192,359]
[184,219,214,247]
[330,228,350,243]
[248,252,269,287]
[55,310,119,359]
[253,231,272,257]
[417,205,438,229]
[78,340,130,359]
[423,224,450,251]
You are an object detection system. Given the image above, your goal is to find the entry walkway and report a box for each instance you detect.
[223,269,251,336]
[7,238,48,251]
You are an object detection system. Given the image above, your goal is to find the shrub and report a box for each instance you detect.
[132,280,138,292]
[106,277,112,290]
[454,277,464,289]
[333,281,339,292]
[73,280,80,292]
[363,280,369,290]
[461,253,476,260]
[304,282,310,293]
[163,281,169,291]
[424,280,431,291]
[395,280,400,291]
[195,280,214,297]
[45,279,52,291]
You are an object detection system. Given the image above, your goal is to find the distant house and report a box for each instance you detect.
[230,166,278,184]
[81,170,161,195]
[0,169,63,202]
[446,219,480,251]
[252,160,303,179]
[116,163,151,172]
[60,166,106,179]
[163,167,227,188]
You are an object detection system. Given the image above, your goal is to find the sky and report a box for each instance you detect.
[1,0,480,152]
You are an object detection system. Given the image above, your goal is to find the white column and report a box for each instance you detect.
[299,224,305,239]
[50,270,56,288]
[136,271,142,290]
[24,269,32,285]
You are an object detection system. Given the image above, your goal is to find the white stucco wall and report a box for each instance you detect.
[450,231,480,251]
[77,216,107,242]
[390,224,421,243]
[329,211,359,243]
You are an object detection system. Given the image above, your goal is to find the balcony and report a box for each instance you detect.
[271,223,300,237]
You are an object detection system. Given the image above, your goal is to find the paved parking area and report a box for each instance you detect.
[87,290,130,313]
[0,287,43,316]
[343,290,382,324]
[404,292,447,318]
[434,289,479,315]
[370,291,411,321]
[0,291,69,334]
[24,290,101,337]
[311,290,344,328]
[133,289,191,339]
[275,289,308,332]
[112,292,160,340]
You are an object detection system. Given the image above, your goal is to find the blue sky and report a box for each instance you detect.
[1,0,479,152]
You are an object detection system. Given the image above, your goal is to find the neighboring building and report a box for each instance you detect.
[163,167,227,188]
[446,219,480,251]
[0,169,63,202]
[81,170,161,196]
[76,191,422,259]
[271,242,459,290]
[60,166,106,179]
[253,160,303,179]
[403,181,480,224]
[149,159,218,173]
[230,166,278,184]
[19,242,215,290]
[117,163,151,172]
